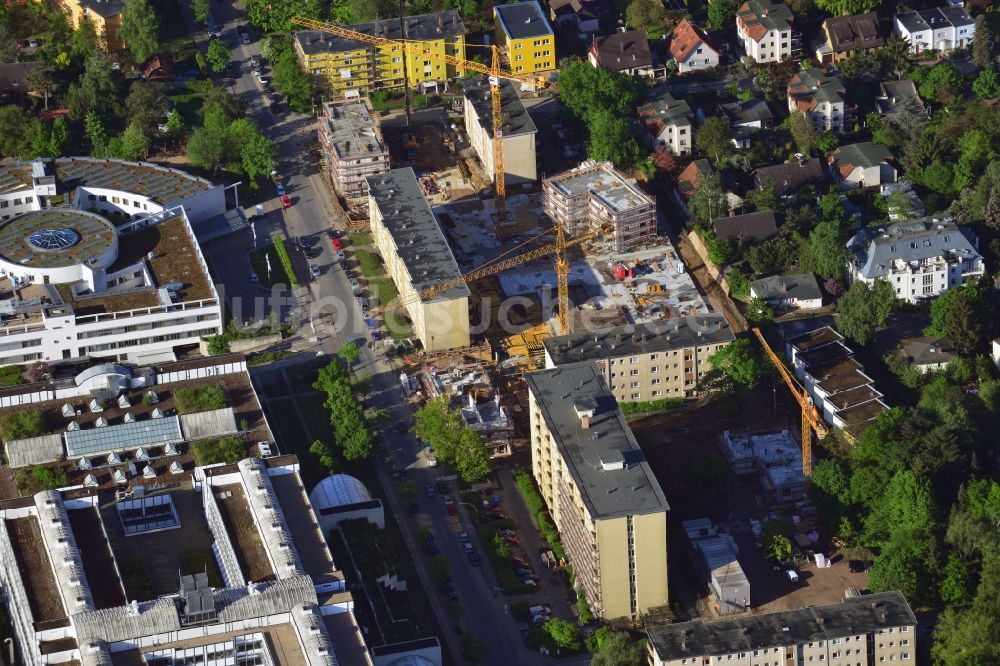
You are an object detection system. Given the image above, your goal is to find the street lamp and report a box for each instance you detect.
[457,501,479,523]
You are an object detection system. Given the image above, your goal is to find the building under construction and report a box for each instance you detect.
[542,161,656,252]
[318,99,390,209]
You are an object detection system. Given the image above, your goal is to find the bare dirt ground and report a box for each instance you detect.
[630,385,867,616]
[676,234,747,335]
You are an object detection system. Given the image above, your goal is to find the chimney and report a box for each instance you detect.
[580,414,590,429]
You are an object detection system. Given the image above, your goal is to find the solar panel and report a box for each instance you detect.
[64,415,183,458]
[116,493,180,536]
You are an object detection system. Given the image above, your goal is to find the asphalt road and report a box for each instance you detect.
[183,4,592,665]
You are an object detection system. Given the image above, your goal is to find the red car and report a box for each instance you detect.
[280,194,291,208]
[332,238,342,251]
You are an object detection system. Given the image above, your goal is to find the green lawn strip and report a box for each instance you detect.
[368,278,398,308]
[352,231,373,247]
[354,248,384,277]
[249,242,296,288]
[271,235,300,287]
[180,548,224,587]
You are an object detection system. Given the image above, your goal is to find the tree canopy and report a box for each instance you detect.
[413,397,491,482]
[836,279,895,346]
[206,38,232,74]
[625,0,667,39]
[119,0,159,64]
[313,361,377,461]
[696,116,733,165]
[813,0,878,15]
[708,339,767,391]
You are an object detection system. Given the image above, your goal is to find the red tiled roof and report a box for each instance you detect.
[670,19,717,63]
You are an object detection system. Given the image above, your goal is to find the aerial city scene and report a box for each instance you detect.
[0,0,997,663]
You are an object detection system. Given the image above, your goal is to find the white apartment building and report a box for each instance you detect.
[894,7,975,54]
[736,0,794,63]
[318,99,390,208]
[787,68,847,133]
[647,591,917,666]
[0,158,227,365]
[463,77,538,186]
[638,92,693,157]
[847,218,984,303]
[670,19,720,73]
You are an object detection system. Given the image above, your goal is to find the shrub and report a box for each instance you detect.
[0,410,46,440]
[271,234,300,287]
[619,398,684,414]
[206,335,231,355]
[174,386,227,414]
[15,465,68,493]
[191,436,245,466]
[0,365,25,387]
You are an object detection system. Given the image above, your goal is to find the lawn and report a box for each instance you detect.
[354,248,384,277]
[181,548,224,588]
[250,242,295,288]
[353,231,373,247]
[367,278,399,307]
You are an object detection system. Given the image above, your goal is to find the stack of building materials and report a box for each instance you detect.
[682,518,750,615]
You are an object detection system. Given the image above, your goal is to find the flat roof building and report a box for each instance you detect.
[543,161,656,253]
[526,361,668,619]
[318,99,390,208]
[647,591,917,666]
[366,168,470,352]
[543,315,735,404]
[463,78,538,187]
[0,158,230,365]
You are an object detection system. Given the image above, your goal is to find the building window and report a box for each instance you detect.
[630,369,639,376]
[631,393,640,399]
[631,381,639,388]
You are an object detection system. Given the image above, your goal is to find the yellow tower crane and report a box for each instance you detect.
[290,16,551,219]
[751,327,829,476]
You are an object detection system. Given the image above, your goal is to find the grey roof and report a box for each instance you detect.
[179,407,238,441]
[895,10,930,33]
[4,433,63,467]
[544,315,735,365]
[877,80,924,118]
[898,7,973,32]
[753,158,828,197]
[750,273,822,302]
[720,99,773,126]
[823,12,883,52]
[365,168,469,301]
[294,11,466,55]
[525,361,669,520]
[712,212,777,242]
[847,218,982,280]
[831,142,893,170]
[638,91,693,127]
[320,100,386,160]
[73,598,180,644]
[591,31,652,71]
[64,414,183,458]
[647,591,916,660]
[737,0,794,36]
[897,336,957,367]
[495,0,554,41]
[0,61,43,93]
[463,78,537,138]
[939,6,975,27]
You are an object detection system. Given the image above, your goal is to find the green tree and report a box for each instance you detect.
[0,410,46,439]
[413,397,492,482]
[0,105,32,158]
[944,287,985,355]
[28,120,51,159]
[244,0,325,35]
[241,132,279,186]
[939,553,970,606]
[46,117,71,157]
[708,338,766,391]
[70,16,99,64]
[707,0,738,29]
[272,49,313,113]
[866,532,927,600]
[813,0,877,14]
[815,131,840,154]
[119,0,159,63]
[125,80,168,135]
[115,123,150,160]
[696,116,733,165]
[428,554,452,583]
[688,173,728,224]
[589,629,648,666]
[186,127,225,169]
[972,15,992,70]
[973,68,1000,101]
[67,53,119,120]
[768,533,793,562]
[206,38,232,73]
[919,62,963,103]
[543,618,580,650]
[788,110,815,155]
[309,439,335,471]
[803,220,847,280]
[626,0,666,38]
[26,65,57,111]
[836,279,895,346]
[586,108,642,168]
[84,111,108,156]
[192,0,211,24]
[164,109,185,140]
[339,340,362,364]
[313,361,377,461]
[206,335,231,355]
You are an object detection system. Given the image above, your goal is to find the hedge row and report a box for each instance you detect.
[619,398,684,414]
[513,471,566,564]
[272,234,300,287]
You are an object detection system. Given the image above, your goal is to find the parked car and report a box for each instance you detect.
[786,569,800,583]
[309,264,321,278]
[457,531,469,543]
[275,183,285,196]
[442,495,454,506]
[250,55,260,67]
[461,542,474,554]
[332,238,343,250]
[446,502,456,515]
[280,194,291,208]
[15,40,28,49]
[336,251,348,264]
[424,484,436,497]
[468,552,480,566]
[348,277,361,291]
[27,39,41,48]
[241,31,251,44]
[848,560,869,573]
[249,271,259,282]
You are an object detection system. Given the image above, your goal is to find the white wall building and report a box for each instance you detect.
[894,7,975,53]
[670,19,720,73]
[847,218,984,303]
[463,77,537,186]
[638,93,693,157]
[736,0,795,63]
[787,68,848,133]
[0,158,227,365]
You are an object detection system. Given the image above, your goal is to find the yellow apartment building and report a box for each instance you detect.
[526,361,669,620]
[58,0,124,51]
[494,0,556,74]
[365,168,471,353]
[294,10,467,98]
